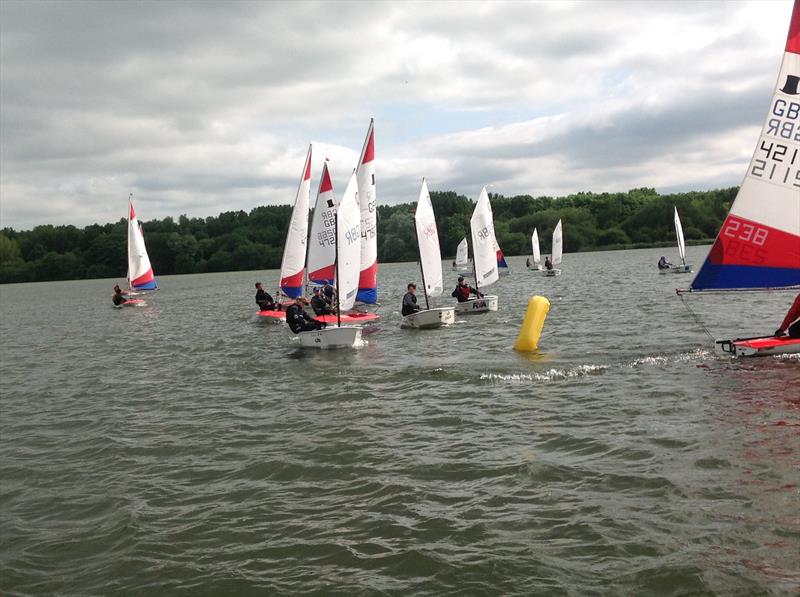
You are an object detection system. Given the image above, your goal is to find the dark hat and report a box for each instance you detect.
[458,276,465,282]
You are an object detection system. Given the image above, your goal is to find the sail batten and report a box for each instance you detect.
[690,1,800,292]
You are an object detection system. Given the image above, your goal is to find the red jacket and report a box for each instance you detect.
[779,293,800,331]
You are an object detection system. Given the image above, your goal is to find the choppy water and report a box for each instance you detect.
[1,245,798,596]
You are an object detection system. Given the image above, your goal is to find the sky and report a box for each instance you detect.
[0,0,795,230]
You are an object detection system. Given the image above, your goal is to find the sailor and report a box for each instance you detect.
[451,276,481,303]
[310,287,333,316]
[112,283,127,306]
[286,297,326,334]
[322,283,335,307]
[658,256,672,270]
[255,282,276,311]
[526,257,531,268]
[402,283,421,316]
[544,256,553,271]
[775,293,800,338]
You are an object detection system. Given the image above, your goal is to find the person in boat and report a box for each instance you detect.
[526,257,531,268]
[112,283,127,306]
[286,297,326,334]
[255,282,276,311]
[310,287,333,316]
[451,276,482,302]
[774,293,800,338]
[658,256,672,270]
[544,256,553,271]
[322,283,335,307]
[402,283,421,316]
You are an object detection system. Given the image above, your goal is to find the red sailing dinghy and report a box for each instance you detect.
[678,1,800,357]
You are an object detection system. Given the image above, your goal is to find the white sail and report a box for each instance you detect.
[278,145,312,298]
[532,228,541,265]
[336,172,361,312]
[674,206,686,266]
[414,179,444,297]
[455,237,469,268]
[127,198,156,291]
[552,219,563,266]
[307,161,338,285]
[470,186,499,288]
[355,119,378,303]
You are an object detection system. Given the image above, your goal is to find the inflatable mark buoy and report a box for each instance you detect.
[514,295,550,352]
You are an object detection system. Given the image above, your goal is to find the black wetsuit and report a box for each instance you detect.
[322,285,335,306]
[311,294,333,316]
[112,291,127,306]
[402,292,421,316]
[256,288,276,311]
[286,304,324,334]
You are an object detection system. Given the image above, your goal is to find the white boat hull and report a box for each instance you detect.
[298,326,362,349]
[401,307,455,329]
[544,268,561,277]
[527,265,543,271]
[454,295,499,314]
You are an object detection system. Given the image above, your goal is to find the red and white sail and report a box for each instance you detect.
[127,198,157,291]
[278,145,312,298]
[307,161,338,285]
[691,0,800,291]
[470,186,499,288]
[355,119,378,303]
[336,172,362,312]
[414,179,445,297]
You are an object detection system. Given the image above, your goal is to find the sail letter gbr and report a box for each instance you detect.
[691,0,800,290]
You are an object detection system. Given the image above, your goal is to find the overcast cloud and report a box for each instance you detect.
[0,0,794,229]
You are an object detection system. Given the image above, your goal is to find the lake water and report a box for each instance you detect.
[1,245,798,595]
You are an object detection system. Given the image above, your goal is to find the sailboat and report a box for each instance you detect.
[402,179,456,329]
[527,228,543,271]
[495,237,510,276]
[119,195,157,306]
[455,187,499,314]
[298,171,363,349]
[452,237,472,272]
[355,119,378,307]
[678,0,800,357]
[258,147,312,322]
[544,219,563,277]
[660,207,693,274]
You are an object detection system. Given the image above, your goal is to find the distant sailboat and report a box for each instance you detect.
[660,207,693,274]
[456,187,499,314]
[495,237,510,276]
[355,119,378,305]
[527,228,543,271]
[544,219,563,277]
[453,237,472,272]
[126,195,157,296]
[299,172,364,349]
[678,0,800,357]
[402,179,456,329]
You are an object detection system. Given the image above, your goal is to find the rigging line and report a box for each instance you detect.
[679,293,715,342]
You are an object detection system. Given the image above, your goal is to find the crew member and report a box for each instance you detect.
[658,256,671,270]
[255,282,276,311]
[322,283,335,307]
[544,256,553,271]
[286,297,326,334]
[402,283,421,316]
[311,287,333,316]
[451,276,482,302]
[112,283,127,306]
[775,293,800,338]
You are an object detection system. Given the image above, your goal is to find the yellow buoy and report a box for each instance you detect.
[514,295,550,352]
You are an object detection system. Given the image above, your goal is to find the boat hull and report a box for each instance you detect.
[716,336,800,358]
[315,312,380,325]
[527,265,543,272]
[257,309,285,323]
[659,265,693,274]
[454,295,499,314]
[401,307,455,329]
[544,268,561,277]
[114,299,147,309]
[298,326,362,349]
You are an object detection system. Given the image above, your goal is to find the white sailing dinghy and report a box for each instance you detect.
[544,220,563,277]
[661,207,693,274]
[678,0,800,357]
[402,179,456,329]
[456,187,499,314]
[452,237,472,273]
[298,172,363,349]
[527,228,543,271]
[119,195,157,307]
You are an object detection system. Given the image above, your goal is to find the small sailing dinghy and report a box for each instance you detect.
[402,179,455,329]
[259,146,312,323]
[456,187,499,314]
[678,0,800,358]
[527,228,543,271]
[298,172,363,349]
[452,237,472,272]
[495,238,510,276]
[118,195,157,307]
[660,207,693,274]
[544,220,563,277]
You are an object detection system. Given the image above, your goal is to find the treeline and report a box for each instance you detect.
[0,186,735,284]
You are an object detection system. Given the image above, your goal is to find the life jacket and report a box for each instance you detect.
[454,285,470,302]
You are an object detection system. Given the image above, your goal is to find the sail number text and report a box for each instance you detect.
[722,220,768,246]
[767,99,800,141]
[750,139,800,188]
